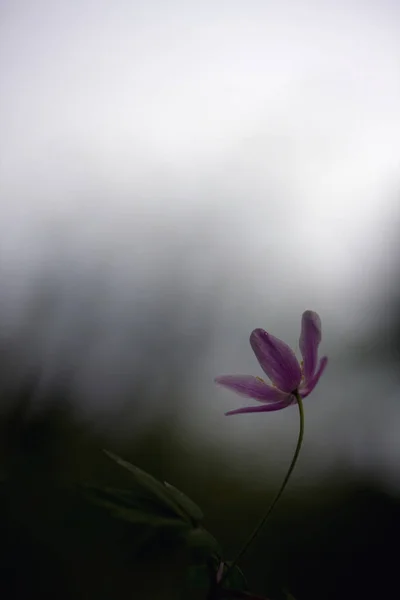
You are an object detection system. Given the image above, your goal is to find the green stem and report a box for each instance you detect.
[220,392,305,585]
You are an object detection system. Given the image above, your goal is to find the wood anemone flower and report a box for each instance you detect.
[215,310,328,416]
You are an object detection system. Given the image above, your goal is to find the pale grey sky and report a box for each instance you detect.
[1,1,399,328]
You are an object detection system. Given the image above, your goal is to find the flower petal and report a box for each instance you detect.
[250,329,302,392]
[299,356,328,398]
[299,310,322,384]
[225,397,293,416]
[215,375,291,403]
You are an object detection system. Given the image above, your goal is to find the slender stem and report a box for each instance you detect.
[220,392,305,585]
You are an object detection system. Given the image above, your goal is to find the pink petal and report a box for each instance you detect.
[250,329,302,393]
[299,310,322,385]
[215,375,291,403]
[299,356,328,398]
[225,397,293,416]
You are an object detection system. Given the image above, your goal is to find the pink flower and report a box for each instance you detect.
[215,311,327,416]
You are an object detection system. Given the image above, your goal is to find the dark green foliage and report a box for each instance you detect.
[103,449,203,524]
[2,395,400,600]
[85,451,220,565]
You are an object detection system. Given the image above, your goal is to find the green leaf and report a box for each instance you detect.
[85,451,221,564]
[85,486,189,530]
[85,486,187,528]
[103,450,202,525]
[84,484,219,564]
[163,480,204,522]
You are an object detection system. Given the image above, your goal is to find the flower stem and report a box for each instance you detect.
[220,392,305,585]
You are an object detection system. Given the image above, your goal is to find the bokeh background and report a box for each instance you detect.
[1,1,400,599]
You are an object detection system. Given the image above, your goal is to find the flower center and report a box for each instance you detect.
[300,360,305,383]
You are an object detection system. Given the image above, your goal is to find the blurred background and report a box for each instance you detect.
[1,1,400,598]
